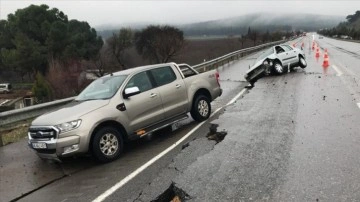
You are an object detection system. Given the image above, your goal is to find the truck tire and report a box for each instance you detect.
[92,126,124,163]
[191,95,211,122]
[299,56,307,68]
[273,61,287,75]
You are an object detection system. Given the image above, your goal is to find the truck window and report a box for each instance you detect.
[125,72,153,92]
[179,65,197,78]
[150,66,176,86]
[282,45,293,51]
[76,75,127,101]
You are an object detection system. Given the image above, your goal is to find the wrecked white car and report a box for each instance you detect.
[244,44,307,84]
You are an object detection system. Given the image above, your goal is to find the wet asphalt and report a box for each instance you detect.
[1,35,360,202]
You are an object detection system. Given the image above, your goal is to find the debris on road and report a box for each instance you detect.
[206,124,228,143]
[153,183,191,202]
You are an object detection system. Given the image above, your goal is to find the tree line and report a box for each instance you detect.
[0,4,292,102]
[0,5,185,101]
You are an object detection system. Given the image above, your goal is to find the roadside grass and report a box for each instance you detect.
[0,120,32,146]
[1,125,29,146]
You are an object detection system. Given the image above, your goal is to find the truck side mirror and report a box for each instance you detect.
[123,86,141,99]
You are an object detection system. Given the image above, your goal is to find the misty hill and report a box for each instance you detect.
[318,11,360,40]
[347,11,360,29]
[180,13,344,36]
[97,13,344,39]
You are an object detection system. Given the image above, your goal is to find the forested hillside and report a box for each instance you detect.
[318,11,360,40]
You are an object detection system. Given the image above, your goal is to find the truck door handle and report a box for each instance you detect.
[150,93,157,98]
[175,84,181,88]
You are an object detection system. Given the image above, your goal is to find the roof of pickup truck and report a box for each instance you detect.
[107,63,176,77]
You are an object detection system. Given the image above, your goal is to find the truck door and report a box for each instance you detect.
[123,71,164,131]
[149,66,187,119]
[275,46,292,67]
[281,45,298,65]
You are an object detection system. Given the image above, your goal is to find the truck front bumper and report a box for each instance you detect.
[28,134,82,160]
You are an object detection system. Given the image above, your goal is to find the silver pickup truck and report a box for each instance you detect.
[28,63,222,162]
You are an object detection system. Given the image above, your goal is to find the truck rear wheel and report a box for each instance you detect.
[92,126,124,163]
[299,56,307,68]
[191,95,211,122]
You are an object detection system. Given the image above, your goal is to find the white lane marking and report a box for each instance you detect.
[227,88,248,106]
[331,65,343,76]
[92,109,220,202]
[93,88,248,202]
[357,103,360,109]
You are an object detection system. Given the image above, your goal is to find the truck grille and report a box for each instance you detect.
[29,127,58,139]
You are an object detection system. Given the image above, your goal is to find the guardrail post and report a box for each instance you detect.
[0,135,3,146]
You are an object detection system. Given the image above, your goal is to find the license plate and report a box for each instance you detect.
[32,142,47,149]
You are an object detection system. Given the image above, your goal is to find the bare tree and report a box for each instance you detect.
[238,34,246,49]
[249,30,259,46]
[135,25,184,64]
[107,28,133,69]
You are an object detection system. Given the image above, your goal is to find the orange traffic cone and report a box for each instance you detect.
[324,51,328,59]
[293,43,296,47]
[315,48,320,58]
[322,55,329,67]
[301,42,304,48]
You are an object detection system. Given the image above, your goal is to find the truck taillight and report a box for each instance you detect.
[215,71,220,86]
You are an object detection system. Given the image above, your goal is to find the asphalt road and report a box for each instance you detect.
[1,35,359,202]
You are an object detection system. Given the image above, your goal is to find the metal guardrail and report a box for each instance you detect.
[192,40,286,72]
[0,39,286,145]
[0,97,76,127]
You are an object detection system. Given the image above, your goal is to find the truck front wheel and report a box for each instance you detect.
[92,126,124,163]
[191,95,211,122]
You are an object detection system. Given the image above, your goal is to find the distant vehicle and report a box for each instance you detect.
[340,35,352,40]
[28,62,222,163]
[244,44,307,84]
[319,36,324,39]
[0,83,12,94]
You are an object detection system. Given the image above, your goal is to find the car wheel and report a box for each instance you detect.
[299,56,307,68]
[190,95,211,122]
[273,61,287,74]
[92,126,123,163]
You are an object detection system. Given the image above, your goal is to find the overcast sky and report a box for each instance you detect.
[1,0,359,28]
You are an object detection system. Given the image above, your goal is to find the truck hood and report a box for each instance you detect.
[246,59,265,74]
[31,100,109,126]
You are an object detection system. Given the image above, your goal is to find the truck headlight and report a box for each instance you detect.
[55,120,81,133]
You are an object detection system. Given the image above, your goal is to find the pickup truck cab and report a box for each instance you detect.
[28,63,222,162]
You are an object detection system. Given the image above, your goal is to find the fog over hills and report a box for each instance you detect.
[97,13,345,39]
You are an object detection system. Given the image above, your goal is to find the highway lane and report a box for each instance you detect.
[104,36,360,201]
[315,36,360,108]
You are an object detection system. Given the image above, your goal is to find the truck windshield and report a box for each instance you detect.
[76,75,127,101]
